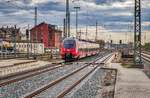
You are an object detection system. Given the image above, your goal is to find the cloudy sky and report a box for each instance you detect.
[0,0,149,33]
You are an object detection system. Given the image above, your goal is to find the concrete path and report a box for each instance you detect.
[111,63,150,98]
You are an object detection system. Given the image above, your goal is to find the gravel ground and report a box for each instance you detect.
[34,53,111,98]
[0,53,106,98]
[63,67,102,98]
[63,69,116,98]
[34,65,98,98]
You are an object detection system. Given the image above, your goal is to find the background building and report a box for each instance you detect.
[14,41,44,54]
[0,40,13,53]
[30,22,62,49]
[0,26,21,42]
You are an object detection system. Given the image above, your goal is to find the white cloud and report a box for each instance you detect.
[0,0,149,35]
[6,10,31,15]
[32,0,49,4]
[31,0,65,5]
[111,0,133,8]
[142,22,150,26]
[108,12,133,16]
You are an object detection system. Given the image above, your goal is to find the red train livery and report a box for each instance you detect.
[61,37,99,61]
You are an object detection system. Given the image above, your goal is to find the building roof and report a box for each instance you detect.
[30,22,62,33]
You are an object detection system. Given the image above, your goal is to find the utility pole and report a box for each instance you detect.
[74,6,80,39]
[144,31,146,44]
[134,0,143,66]
[0,39,3,58]
[95,20,98,41]
[79,29,81,39]
[34,7,37,59]
[14,25,17,58]
[26,28,29,59]
[63,18,67,39]
[86,25,88,40]
[66,0,70,37]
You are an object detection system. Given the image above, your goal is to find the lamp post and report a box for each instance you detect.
[34,7,37,59]
[74,6,80,39]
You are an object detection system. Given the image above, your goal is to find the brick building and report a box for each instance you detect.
[30,22,62,49]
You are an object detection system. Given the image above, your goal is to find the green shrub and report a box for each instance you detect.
[144,43,150,51]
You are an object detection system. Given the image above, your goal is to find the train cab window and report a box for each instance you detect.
[63,40,76,49]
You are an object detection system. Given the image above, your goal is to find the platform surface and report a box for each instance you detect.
[0,59,35,67]
[111,63,150,98]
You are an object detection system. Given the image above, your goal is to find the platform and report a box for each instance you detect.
[0,59,35,68]
[111,63,150,98]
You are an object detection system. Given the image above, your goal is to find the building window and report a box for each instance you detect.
[39,32,43,43]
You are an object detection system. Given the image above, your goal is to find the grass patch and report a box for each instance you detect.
[121,63,133,68]
[143,43,150,51]
[120,58,134,68]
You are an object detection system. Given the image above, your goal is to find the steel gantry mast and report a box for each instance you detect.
[66,0,70,37]
[134,0,142,66]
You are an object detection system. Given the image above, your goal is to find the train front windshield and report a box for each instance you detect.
[63,40,76,49]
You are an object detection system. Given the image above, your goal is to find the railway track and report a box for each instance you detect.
[142,52,150,62]
[0,62,84,98]
[0,52,103,80]
[0,53,103,87]
[0,60,48,77]
[142,51,150,55]
[24,53,113,98]
[0,63,63,87]
[0,52,111,98]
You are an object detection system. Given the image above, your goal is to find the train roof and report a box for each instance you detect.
[63,37,98,44]
[63,37,77,42]
[63,37,76,40]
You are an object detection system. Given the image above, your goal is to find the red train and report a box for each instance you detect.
[60,37,100,61]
